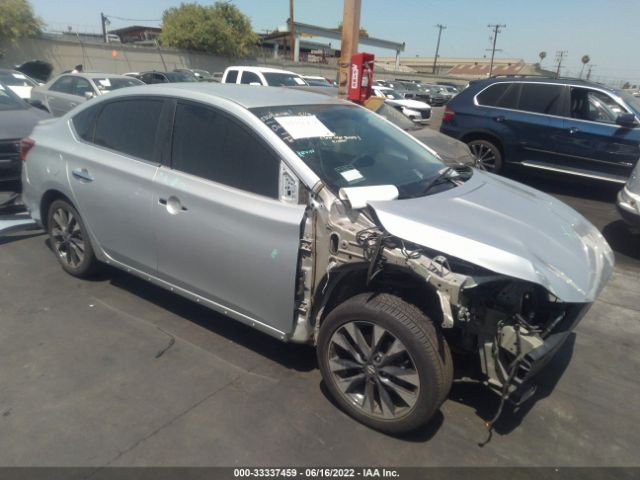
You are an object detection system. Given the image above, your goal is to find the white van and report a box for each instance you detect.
[221,66,308,87]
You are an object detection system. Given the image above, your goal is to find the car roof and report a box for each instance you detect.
[473,76,619,93]
[104,82,344,109]
[225,66,299,75]
[56,72,138,80]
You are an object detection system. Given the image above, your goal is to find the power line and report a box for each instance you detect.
[555,50,568,78]
[486,24,506,77]
[432,24,446,74]
[104,14,161,22]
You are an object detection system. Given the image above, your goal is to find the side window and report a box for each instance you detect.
[570,88,626,124]
[94,99,164,161]
[49,76,75,94]
[153,73,167,83]
[72,104,100,141]
[240,71,261,85]
[171,102,279,198]
[140,73,153,84]
[225,70,238,83]
[476,82,520,109]
[73,78,94,97]
[518,83,563,115]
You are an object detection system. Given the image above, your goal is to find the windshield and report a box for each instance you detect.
[93,77,144,92]
[165,72,195,82]
[617,90,640,115]
[0,83,27,110]
[377,89,404,100]
[263,72,307,86]
[0,71,38,88]
[305,77,332,87]
[251,104,447,198]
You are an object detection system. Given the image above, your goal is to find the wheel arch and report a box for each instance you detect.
[311,263,444,342]
[460,130,505,157]
[40,189,75,230]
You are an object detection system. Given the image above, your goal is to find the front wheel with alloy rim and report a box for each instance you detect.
[467,139,503,172]
[317,293,452,434]
[47,199,99,277]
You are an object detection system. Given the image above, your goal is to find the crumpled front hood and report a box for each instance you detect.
[369,171,614,303]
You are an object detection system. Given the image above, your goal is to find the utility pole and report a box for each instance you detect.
[555,50,567,78]
[432,24,446,74]
[338,0,362,97]
[486,24,506,77]
[288,0,295,61]
[586,64,596,80]
[100,12,108,43]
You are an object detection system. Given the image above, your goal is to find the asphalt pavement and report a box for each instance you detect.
[0,110,639,466]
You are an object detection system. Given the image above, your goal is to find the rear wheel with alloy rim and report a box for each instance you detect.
[468,139,503,172]
[317,293,452,434]
[48,199,99,277]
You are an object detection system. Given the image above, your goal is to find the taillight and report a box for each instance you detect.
[20,138,35,162]
[442,106,455,123]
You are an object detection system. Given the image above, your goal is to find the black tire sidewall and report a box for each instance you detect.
[317,293,450,434]
[47,199,97,277]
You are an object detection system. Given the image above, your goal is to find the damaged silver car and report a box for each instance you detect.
[21,84,614,433]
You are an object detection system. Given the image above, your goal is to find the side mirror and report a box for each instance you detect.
[616,113,637,128]
[84,91,95,100]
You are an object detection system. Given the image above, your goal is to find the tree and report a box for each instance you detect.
[160,2,257,57]
[0,0,43,48]
[622,81,631,89]
[579,54,590,78]
[538,51,547,64]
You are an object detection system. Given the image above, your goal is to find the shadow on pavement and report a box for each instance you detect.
[448,333,575,438]
[602,220,640,262]
[106,267,318,373]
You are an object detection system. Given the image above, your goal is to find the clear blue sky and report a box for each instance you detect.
[30,0,640,85]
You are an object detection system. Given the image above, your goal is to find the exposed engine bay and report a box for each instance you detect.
[291,183,592,411]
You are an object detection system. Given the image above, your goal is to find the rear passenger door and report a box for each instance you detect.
[154,100,305,335]
[67,97,170,273]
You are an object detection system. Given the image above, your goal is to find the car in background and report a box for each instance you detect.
[21,82,614,434]
[0,82,50,184]
[302,75,336,87]
[372,85,431,123]
[417,84,448,106]
[0,69,40,100]
[440,76,640,180]
[617,160,640,229]
[175,68,215,82]
[221,66,308,87]
[378,80,431,103]
[30,73,144,117]
[138,71,197,84]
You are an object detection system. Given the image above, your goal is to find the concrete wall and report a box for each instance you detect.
[0,36,467,85]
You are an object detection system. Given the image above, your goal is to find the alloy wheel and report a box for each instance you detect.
[50,207,85,268]
[468,142,498,171]
[327,321,420,420]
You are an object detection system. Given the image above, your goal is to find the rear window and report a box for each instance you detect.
[225,70,238,83]
[476,82,520,109]
[0,72,37,87]
[93,99,163,161]
[518,83,563,115]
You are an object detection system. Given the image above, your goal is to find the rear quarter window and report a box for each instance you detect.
[476,82,520,109]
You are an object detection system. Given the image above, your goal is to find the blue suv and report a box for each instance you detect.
[440,77,640,183]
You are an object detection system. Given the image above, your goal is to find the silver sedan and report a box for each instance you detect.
[30,72,144,116]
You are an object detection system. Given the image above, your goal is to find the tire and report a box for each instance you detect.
[467,139,503,173]
[317,292,453,434]
[47,199,99,277]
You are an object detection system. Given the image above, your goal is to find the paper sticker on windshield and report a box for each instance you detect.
[275,115,334,140]
[98,78,111,87]
[339,168,364,183]
[294,77,306,85]
[12,73,26,79]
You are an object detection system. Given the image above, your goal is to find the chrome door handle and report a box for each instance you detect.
[494,115,505,123]
[569,127,580,134]
[72,168,93,182]
[159,196,188,214]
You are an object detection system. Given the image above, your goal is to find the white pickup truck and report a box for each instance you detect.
[221,66,308,87]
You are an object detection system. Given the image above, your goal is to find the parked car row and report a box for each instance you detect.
[19,81,615,435]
